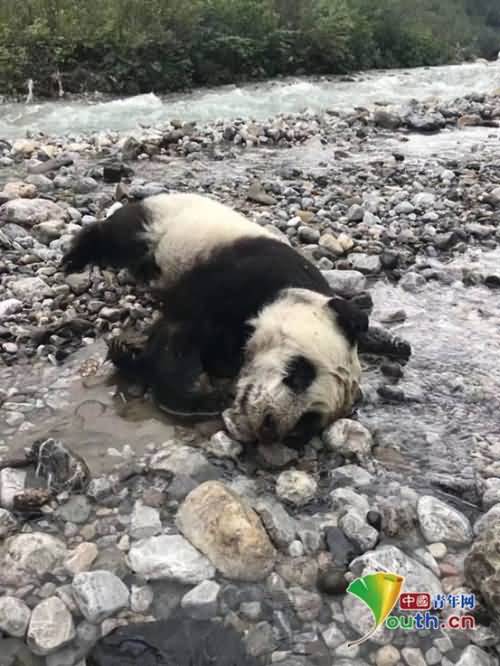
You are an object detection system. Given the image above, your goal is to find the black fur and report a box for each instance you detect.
[328,297,369,344]
[62,202,160,281]
[283,354,317,393]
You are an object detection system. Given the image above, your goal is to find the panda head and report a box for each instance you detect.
[224,289,367,447]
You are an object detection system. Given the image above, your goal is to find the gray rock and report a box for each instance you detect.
[473,503,500,536]
[417,495,472,545]
[330,464,374,488]
[245,621,277,657]
[181,580,220,619]
[322,270,366,297]
[455,646,493,666]
[130,584,154,613]
[401,647,426,666]
[27,597,75,656]
[339,510,378,552]
[128,535,215,583]
[0,467,26,509]
[375,645,400,666]
[72,570,129,623]
[87,477,113,501]
[130,501,162,540]
[298,226,320,243]
[400,272,426,292]
[373,110,401,130]
[56,496,91,524]
[350,545,442,596]
[10,277,52,301]
[2,533,67,582]
[254,497,297,548]
[464,525,500,622]
[66,273,90,296]
[1,198,66,225]
[343,592,393,645]
[26,174,54,192]
[323,419,373,461]
[321,623,346,649]
[330,487,369,516]
[349,253,382,275]
[0,298,22,319]
[0,637,44,665]
[150,442,213,480]
[394,200,414,215]
[0,508,17,538]
[0,596,31,637]
[412,192,436,209]
[347,204,364,222]
[482,477,500,509]
[64,543,98,576]
[287,587,322,621]
[276,470,317,506]
[205,431,242,460]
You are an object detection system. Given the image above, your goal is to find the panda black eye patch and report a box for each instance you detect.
[283,355,317,392]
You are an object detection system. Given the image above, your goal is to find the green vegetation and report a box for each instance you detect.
[0,0,499,96]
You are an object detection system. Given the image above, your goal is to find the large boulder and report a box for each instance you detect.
[417,495,472,545]
[27,597,75,656]
[176,481,276,582]
[0,533,67,586]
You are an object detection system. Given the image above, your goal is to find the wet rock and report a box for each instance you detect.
[181,580,220,619]
[405,112,445,133]
[373,110,401,130]
[464,525,500,622]
[0,596,31,637]
[56,495,91,524]
[27,597,75,656]
[176,481,275,582]
[324,526,359,567]
[130,500,162,540]
[1,198,67,225]
[330,487,369,516]
[129,534,215,583]
[323,419,373,461]
[330,464,373,488]
[72,570,129,622]
[350,545,442,595]
[347,204,364,222]
[245,621,277,657]
[150,442,214,480]
[339,511,378,552]
[276,470,317,506]
[256,442,298,469]
[89,618,258,666]
[417,495,472,545]
[0,467,27,509]
[254,497,297,548]
[64,542,99,575]
[322,270,366,297]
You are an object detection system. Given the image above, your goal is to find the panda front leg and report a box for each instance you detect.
[108,318,231,418]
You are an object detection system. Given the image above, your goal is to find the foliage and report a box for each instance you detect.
[0,0,498,96]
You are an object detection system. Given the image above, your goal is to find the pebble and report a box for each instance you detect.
[276,470,318,506]
[375,645,400,666]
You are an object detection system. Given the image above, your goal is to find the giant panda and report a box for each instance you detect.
[62,192,368,447]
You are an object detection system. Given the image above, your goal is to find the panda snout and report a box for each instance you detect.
[257,413,279,445]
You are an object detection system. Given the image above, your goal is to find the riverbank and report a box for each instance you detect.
[0,85,500,665]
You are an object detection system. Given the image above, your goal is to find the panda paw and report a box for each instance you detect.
[106,334,144,370]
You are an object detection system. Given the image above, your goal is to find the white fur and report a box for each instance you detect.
[143,193,281,287]
[226,289,362,442]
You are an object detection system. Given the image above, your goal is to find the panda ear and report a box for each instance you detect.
[327,297,369,345]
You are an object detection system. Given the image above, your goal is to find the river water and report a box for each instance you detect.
[1,60,500,140]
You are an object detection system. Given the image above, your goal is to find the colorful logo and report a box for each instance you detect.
[347,572,477,645]
[347,572,405,646]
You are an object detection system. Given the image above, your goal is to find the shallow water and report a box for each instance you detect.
[2,250,499,498]
[1,60,500,139]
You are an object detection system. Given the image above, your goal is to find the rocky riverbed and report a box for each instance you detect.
[0,87,500,666]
